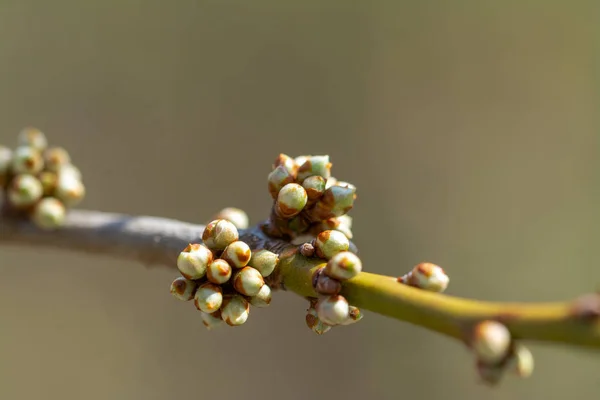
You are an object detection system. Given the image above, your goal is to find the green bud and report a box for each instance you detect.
[302,175,326,202]
[17,127,47,150]
[38,171,58,196]
[221,295,250,326]
[314,230,349,259]
[324,251,362,281]
[202,219,239,251]
[170,276,198,301]
[512,344,534,378]
[233,266,265,296]
[200,310,225,330]
[273,153,298,177]
[212,207,249,230]
[11,146,44,175]
[316,295,349,326]
[7,174,43,208]
[267,165,295,199]
[177,243,213,280]
[222,240,251,268]
[55,173,85,207]
[249,284,272,308]
[43,147,71,172]
[194,282,223,314]
[249,249,279,277]
[31,197,66,230]
[297,155,331,182]
[472,320,511,364]
[206,258,232,284]
[305,307,332,335]
[276,183,307,219]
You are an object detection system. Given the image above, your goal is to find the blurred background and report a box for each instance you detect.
[0,1,598,399]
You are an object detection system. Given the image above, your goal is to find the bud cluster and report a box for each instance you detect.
[470,320,534,385]
[169,216,279,329]
[263,154,356,240]
[0,127,85,229]
[398,262,449,293]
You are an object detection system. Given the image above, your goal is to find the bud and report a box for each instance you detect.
[194,282,223,314]
[302,175,326,202]
[267,165,295,199]
[316,295,350,326]
[202,219,239,251]
[512,344,534,378]
[43,147,71,172]
[221,295,250,326]
[313,269,342,295]
[212,207,249,230]
[233,266,265,296]
[273,153,298,177]
[249,284,272,308]
[249,249,279,277]
[17,127,47,150]
[314,230,349,260]
[305,307,332,335]
[297,155,332,182]
[275,183,307,219]
[325,176,338,189]
[55,172,85,207]
[176,243,213,280]
[472,320,511,364]
[206,258,232,284]
[170,276,198,301]
[398,262,449,293]
[294,155,310,167]
[31,197,66,230]
[339,306,363,325]
[57,164,82,181]
[222,241,251,268]
[324,251,362,281]
[200,310,224,330]
[307,185,356,221]
[7,174,43,208]
[38,171,58,196]
[11,146,44,175]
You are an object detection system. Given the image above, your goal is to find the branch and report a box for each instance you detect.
[2,209,598,352]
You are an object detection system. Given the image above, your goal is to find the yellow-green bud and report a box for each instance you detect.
[194,282,223,314]
[17,127,47,150]
[221,295,250,326]
[302,175,326,201]
[176,243,213,280]
[7,174,43,208]
[38,171,58,196]
[324,251,362,281]
[297,155,332,182]
[314,230,350,260]
[206,258,232,284]
[249,249,279,277]
[233,266,265,296]
[170,276,198,301]
[512,344,534,378]
[222,240,251,268]
[267,165,295,199]
[31,197,66,230]
[43,147,71,172]
[249,284,272,308]
[11,146,44,175]
[55,173,85,207]
[276,183,307,219]
[202,219,239,251]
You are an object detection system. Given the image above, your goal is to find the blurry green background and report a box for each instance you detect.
[0,1,598,399]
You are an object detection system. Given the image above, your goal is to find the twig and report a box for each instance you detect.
[1,209,598,350]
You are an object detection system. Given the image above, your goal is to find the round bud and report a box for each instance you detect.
[212,207,249,230]
[273,153,298,177]
[305,307,332,335]
[249,249,279,277]
[400,262,449,293]
[11,146,44,175]
[176,243,213,280]
[57,164,82,180]
[339,306,363,325]
[31,197,66,230]
[170,276,198,301]
[55,173,85,207]
[267,165,295,199]
[206,259,232,284]
[316,295,350,326]
[249,284,272,308]
[314,230,350,260]
[194,283,223,314]
[324,251,362,281]
[472,320,511,364]
[38,171,58,196]
[302,175,326,201]
[221,295,250,326]
[512,344,534,378]
[202,219,239,251]
[222,241,251,268]
[17,127,47,150]
[276,183,307,219]
[297,155,332,182]
[200,310,225,330]
[233,267,265,296]
[43,147,71,172]
[7,174,43,208]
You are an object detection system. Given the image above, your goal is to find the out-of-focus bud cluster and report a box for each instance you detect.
[263,154,356,240]
[301,229,364,334]
[0,127,85,229]
[170,212,279,329]
[470,320,534,385]
[398,262,449,293]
